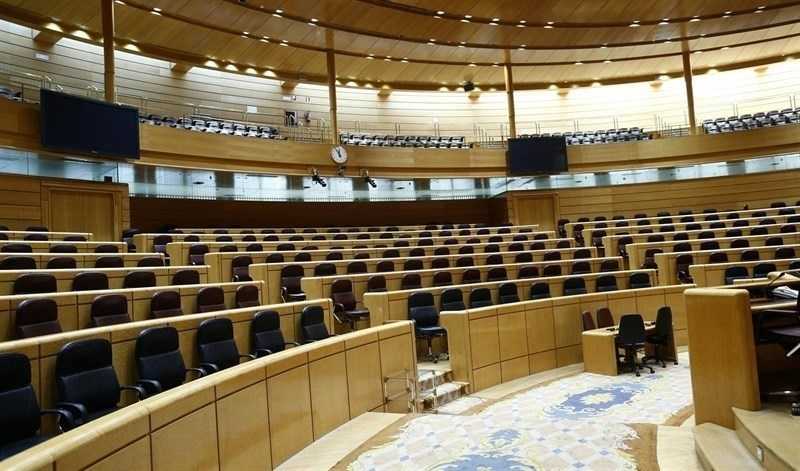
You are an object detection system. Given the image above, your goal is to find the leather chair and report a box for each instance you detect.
[137,257,164,267]
[725,266,749,284]
[331,279,369,330]
[300,305,331,342]
[629,272,652,289]
[515,253,533,264]
[72,272,109,291]
[367,275,387,293]
[530,242,546,250]
[2,243,32,253]
[135,326,205,395]
[571,261,591,275]
[582,311,596,331]
[150,291,182,318]
[408,292,446,362]
[542,265,562,277]
[753,262,777,279]
[49,244,77,253]
[235,284,260,308]
[776,247,796,259]
[766,237,784,246]
[188,244,209,265]
[346,261,367,274]
[563,277,587,296]
[0,353,71,459]
[172,269,200,285]
[404,259,423,271]
[617,314,655,376]
[498,283,519,304]
[469,287,493,308]
[25,226,48,232]
[458,246,474,254]
[431,258,449,269]
[573,249,592,259]
[265,253,284,263]
[460,268,481,284]
[595,275,618,292]
[123,271,156,289]
[596,307,615,328]
[152,235,172,254]
[326,251,344,261]
[432,271,452,287]
[314,263,337,277]
[641,249,662,269]
[408,248,424,257]
[517,266,539,279]
[55,338,146,428]
[251,310,299,357]
[529,282,550,300]
[644,307,677,367]
[231,255,253,282]
[13,273,57,294]
[738,250,758,262]
[94,245,119,254]
[486,267,507,282]
[401,273,422,290]
[543,251,561,261]
[197,286,226,312]
[15,298,61,338]
[440,288,465,311]
[375,260,394,272]
[599,259,620,272]
[95,256,123,268]
[47,257,76,269]
[280,265,306,302]
[91,294,131,327]
[196,318,255,374]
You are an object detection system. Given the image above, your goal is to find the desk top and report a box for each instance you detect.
[751,300,796,312]
[582,321,657,337]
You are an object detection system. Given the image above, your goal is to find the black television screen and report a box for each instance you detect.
[506,137,568,176]
[40,89,140,160]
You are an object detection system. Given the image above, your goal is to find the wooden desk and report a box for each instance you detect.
[582,321,676,375]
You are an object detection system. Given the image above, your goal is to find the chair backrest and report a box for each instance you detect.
[582,311,596,331]
[123,271,157,289]
[135,326,188,392]
[137,257,164,267]
[498,282,520,304]
[461,268,481,284]
[408,292,439,328]
[95,256,124,268]
[15,298,61,338]
[236,284,260,308]
[699,241,720,251]
[326,251,343,261]
[346,261,367,274]
[595,275,618,292]
[753,262,777,278]
[300,305,330,342]
[563,277,587,295]
[71,272,109,291]
[94,244,119,254]
[56,338,120,413]
[440,288,465,311]
[331,279,357,311]
[469,287,493,308]
[515,253,533,264]
[197,318,240,371]
[617,314,646,345]
[529,282,550,300]
[13,273,57,295]
[543,251,561,261]
[150,290,182,318]
[571,261,591,275]
[572,249,592,259]
[596,307,614,328]
[2,243,32,253]
[197,286,226,312]
[599,259,620,272]
[366,275,387,292]
[401,273,422,290]
[404,259,423,271]
[91,294,131,327]
[629,272,651,289]
[458,245,474,254]
[251,310,287,355]
[26,226,48,232]
[738,250,757,262]
[724,266,749,284]
[775,247,796,259]
[517,266,539,279]
[486,267,507,282]
[654,306,672,337]
[1,256,36,270]
[431,258,450,269]
[0,352,43,445]
[314,263,337,276]
[432,271,453,287]
[46,256,76,269]
[48,244,77,253]
[172,269,200,285]
[456,256,474,267]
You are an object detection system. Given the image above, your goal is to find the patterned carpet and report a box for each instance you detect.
[346,352,692,470]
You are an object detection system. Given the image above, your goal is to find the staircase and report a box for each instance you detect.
[416,366,474,414]
[695,404,799,471]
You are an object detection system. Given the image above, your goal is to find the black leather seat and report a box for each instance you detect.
[498,283,520,304]
[331,279,369,330]
[279,265,306,302]
[408,292,446,362]
[123,271,156,289]
[48,244,77,253]
[595,275,618,292]
[196,318,255,374]
[13,273,57,294]
[135,327,205,395]
[72,272,109,291]
[644,307,678,368]
[300,305,331,342]
[251,310,300,357]
[469,287,493,308]
[440,288,465,311]
[0,256,35,270]
[136,257,164,267]
[46,256,76,269]
[0,352,71,459]
[150,290,182,318]
[231,255,253,282]
[91,294,131,326]
[55,338,146,428]
[95,256,123,268]
[367,275,387,293]
[171,269,200,285]
[563,277,587,296]
[617,315,655,377]
[197,286,226,313]
[15,298,61,339]
[530,282,551,300]
[236,284,261,308]
[629,272,652,289]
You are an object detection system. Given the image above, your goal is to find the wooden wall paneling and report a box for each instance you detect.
[345,338,384,417]
[41,180,128,241]
[308,350,350,438]
[506,191,559,231]
[0,172,42,229]
[216,382,272,470]
[150,405,220,471]
[267,363,314,466]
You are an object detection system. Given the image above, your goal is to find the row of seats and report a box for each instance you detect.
[0,243,120,254]
[0,255,151,270]
[0,306,331,459]
[12,283,260,339]
[647,245,798,279]
[138,114,286,140]
[519,127,651,146]
[619,227,799,258]
[164,223,509,234]
[338,133,469,148]
[719,261,800,285]
[702,109,800,134]
[3,265,194,294]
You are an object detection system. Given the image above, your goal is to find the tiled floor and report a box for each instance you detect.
[348,353,694,470]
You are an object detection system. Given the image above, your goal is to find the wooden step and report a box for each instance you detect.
[734,405,800,471]
[695,423,762,471]
[418,381,469,411]
[417,368,452,391]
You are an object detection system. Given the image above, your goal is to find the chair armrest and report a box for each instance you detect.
[121,384,148,401]
[41,408,75,432]
[255,348,273,357]
[199,362,219,375]
[280,287,288,302]
[762,309,797,317]
[136,379,162,397]
[186,368,207,378]
[334,303,345,313]
[239,354,257,362]
[331,311,344,324]
[284,341,301,348]
[55,402,87,425]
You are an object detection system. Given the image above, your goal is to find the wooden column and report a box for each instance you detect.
[681,41,698,135]
[325,30,339,145]
[503,50,517,139]
[100,0,115,103]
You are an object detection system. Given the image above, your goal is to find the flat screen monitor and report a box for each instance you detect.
[506,136,568,176]
[40,89,140,160]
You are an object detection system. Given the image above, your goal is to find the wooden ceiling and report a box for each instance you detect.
[2,0,800,90]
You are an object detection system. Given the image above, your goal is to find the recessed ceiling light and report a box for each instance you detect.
[152,7,161,11]
[468,63,476,67]
[275,9,283,13]
[273,13,282,18]
[310,18,318,22]
[543,25,554,29]
[693,50,703,54]
[757,5,766,9]
[461,19,470,22]
[574,61,583,65]
[604,59,612,63]
[516,24,525,27]
[629,21,640,27]
[242,31,249,35]
[689,16,701,22]
[721,46,730,50]
[436,10,445,15]
[464,15,472,18]
[546,21,554,25]
[492,18,500,22]
[429,38,436,42]
[489,22,498,26]
[659,20,669,25]
[754,9,763,13]
[519,20,527,23]
[401,59,408,63]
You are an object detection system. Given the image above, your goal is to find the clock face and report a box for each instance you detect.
[330,145,348,164]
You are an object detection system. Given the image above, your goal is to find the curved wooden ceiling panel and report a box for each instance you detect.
[0,0,798,90]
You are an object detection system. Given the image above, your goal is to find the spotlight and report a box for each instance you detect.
[361,169,377,188]
[311,168,326,187]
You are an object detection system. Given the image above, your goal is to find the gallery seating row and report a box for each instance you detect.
[362,269,656,327]
[0,241,127,254]
[688,258,799,287]
[132,225,543,252]
[0,252,166,271]
[0,281,263,343]
[608,221,797,259]
[0,230,93,241]
[562,202,800,236]
[207,246,598,283]
[0,265,208,296]
[1,302,410,469]
[439,284,690,392]
[655,243,800,285]
[173,222,521,234]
